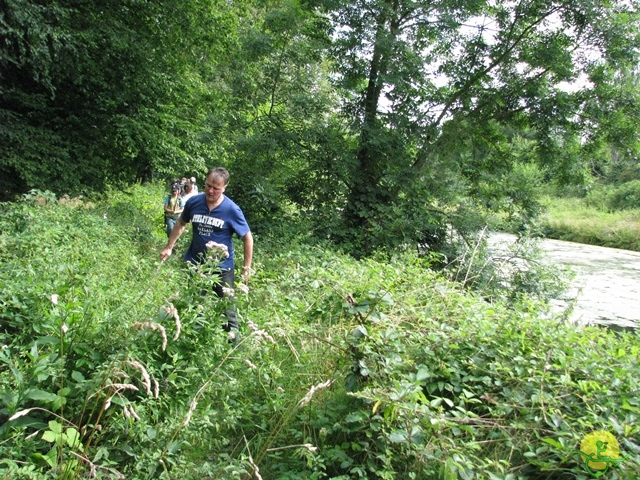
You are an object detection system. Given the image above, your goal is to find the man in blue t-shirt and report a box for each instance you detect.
[161,167,254,338]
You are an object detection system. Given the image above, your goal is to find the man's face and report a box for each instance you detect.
[205,176,226,205]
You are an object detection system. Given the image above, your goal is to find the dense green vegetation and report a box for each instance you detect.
[539,196,640,252]
[535,159,640,251]
[1,0,639,475]
[2,0,640,259]
[1,187,638,479]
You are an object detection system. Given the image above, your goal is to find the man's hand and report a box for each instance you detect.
[241,266,252,284]
[160,246,173,262]
[161,218,187,262]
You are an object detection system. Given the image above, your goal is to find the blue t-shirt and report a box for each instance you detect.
[180,193,250,270]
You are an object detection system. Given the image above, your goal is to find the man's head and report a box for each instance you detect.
[206,167,230,186]
[204,167,229,206]
[184,182,193,193]
[171,183,181,194]
[190,176,197,185]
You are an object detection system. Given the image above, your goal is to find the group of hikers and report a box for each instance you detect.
[161,168,254,343]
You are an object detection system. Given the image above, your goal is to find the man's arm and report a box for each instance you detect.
[241,231,254,282]
[160,217,187,261]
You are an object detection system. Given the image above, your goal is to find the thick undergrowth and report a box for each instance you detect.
[1,187,638,479]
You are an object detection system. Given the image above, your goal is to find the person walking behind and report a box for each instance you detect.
[181,181,197,203]
[190,176,199,193]
[164,183,185,238]
[160,167,253,338]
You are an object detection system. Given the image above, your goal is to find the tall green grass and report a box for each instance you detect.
[539,196,640,251]
[0,187,638,479]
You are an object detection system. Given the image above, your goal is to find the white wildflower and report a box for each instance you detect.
[205,241,229,258]
[50,294,59,305]
[222,287,234,297]
[246,321,275,344]
[104,397,112,411]
[129,405,141,421]
[154,323,168,351]
[109,383,139,392]
[153,378,159,398]
[251,328,276,344]
[250,459,263,480]
[133,320,168,351]
[61,323,69,334]
[302,444,318,452]
[9,408,35,422]
[163,303,181,340]
[236,283,249,294]
[245,359,257,370]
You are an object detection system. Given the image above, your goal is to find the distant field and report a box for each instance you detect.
[539,196,640,251]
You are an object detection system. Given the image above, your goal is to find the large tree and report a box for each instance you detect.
[315,0,640,255]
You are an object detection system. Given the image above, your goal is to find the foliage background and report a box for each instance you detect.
[2,0,639,258]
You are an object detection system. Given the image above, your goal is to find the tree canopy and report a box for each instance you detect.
[1,0,639,254]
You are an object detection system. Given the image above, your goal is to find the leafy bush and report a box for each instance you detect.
[607,180,640,211]
[447,231,571,308]
[585,181,640,212]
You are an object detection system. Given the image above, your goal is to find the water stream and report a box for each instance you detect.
[490,233,640,330]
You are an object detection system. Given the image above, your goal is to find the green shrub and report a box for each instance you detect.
[607,180,640,211]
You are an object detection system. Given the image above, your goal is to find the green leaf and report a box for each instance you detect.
[389,431,407,443]
[30,452,56,468]
[352,326,367,338]
[119,444,136,457]
[48,420,63,434]
[25,389,57,403]
[65,428,81,448]
[42,430,58,443]
[416,367,429,382]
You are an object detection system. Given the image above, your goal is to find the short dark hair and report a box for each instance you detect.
[207,167,230,186]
